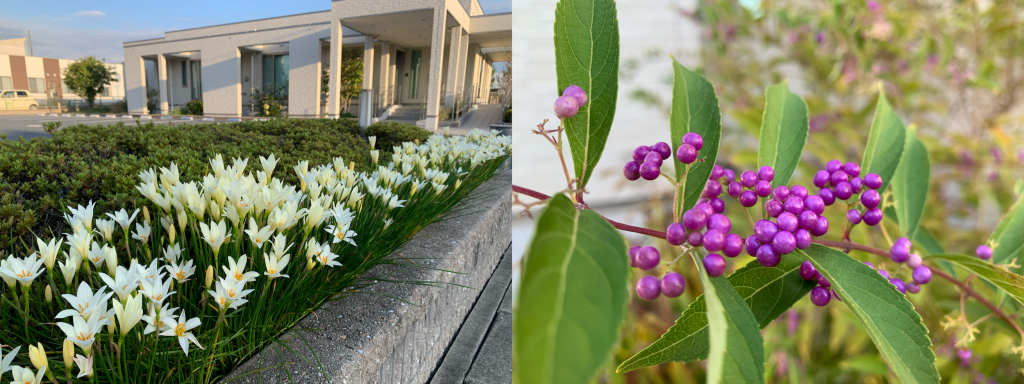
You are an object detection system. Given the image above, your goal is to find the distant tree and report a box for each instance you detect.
[62,56,116,109]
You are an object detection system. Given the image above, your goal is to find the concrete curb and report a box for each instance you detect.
[224,170,511,384]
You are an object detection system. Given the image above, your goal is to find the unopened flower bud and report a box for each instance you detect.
[63,339,74,371]
[29,343,47,370]
[205,266,214,290]
[368,136,376,150]
[553,95,579,119]
[107,317,117,334]
[143,207,151,224]
[45,285,52,303]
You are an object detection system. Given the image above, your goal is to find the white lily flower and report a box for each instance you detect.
[9,366,46,384]
[86,242,106,269]
[28,343,47,371]
[111,293,144,336]
[160,311,203,356]
[199,220,230,256]
[57,253,79,287]
[0,254,45,287]
[141,303,179,335]
[56,282,113,321]
[99,264,143,303]
[102,245,118,276]
[65,201,96,232]
[260,154,278,177]
[65,230,92,262]
[166,259,196,283]
[222,255,259,283]
[313,241,342,268]
[0,258,14,289]
[140,275,174,306]
[1,346,20,375]
[163,244,182,264]
[35,237,63,271]
[72,354,93,379]
[94,219,116,243]
[268,234,293,260]
[387,195,406,210]
[56,314,107,355]
[264,254,290,280]
[139,259,164,284]
[208,278,253,311]
[243,218,273,249]
[132,222,152,243]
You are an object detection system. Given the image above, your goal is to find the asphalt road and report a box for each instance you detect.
[0,114,210,141]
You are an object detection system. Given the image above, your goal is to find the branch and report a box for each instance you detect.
[929,266,1024,337]
[512,185,666,239]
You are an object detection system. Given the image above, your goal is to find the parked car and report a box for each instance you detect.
[0,90,39,110]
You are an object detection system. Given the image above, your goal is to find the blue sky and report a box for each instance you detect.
[0,0,511,63]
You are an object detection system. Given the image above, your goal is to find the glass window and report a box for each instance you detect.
[62,81,70,95]
[263,55,275,92]
[29,78,44,93]
[0,77,11,90]
[181,63,187,87]
[410,50,421,98]
[274,54,289,97]
[1,91,13,98]
[102,87,110,97]
[17,91,28,97]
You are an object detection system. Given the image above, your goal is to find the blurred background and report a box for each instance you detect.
[513,0,1024,382]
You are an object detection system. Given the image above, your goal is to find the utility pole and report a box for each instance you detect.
[27,30,33,56]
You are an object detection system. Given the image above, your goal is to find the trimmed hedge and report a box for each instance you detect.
[365,121,433,152]
[0,118,371,251]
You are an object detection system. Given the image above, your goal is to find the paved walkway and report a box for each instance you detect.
[427,246,512,384]
[443,104,506,135]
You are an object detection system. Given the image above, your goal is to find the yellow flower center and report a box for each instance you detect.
[175,323,186,337]
[78,303,89,311]
[268,269,276,275]
[76,332,93,342]
[16,270,29,279]
[234,271,243,281]
[226,288,236,297]
[175,271,185,280]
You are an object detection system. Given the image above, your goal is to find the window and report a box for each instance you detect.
[262,54,290,97]
[101,87,110,97]
[62,81,70,95]
[181,63,187,87]
[410,50,421,98]
[17,91,28,97]
[0,77,11,90]
[1,91,13,98]
[29,78,45,93]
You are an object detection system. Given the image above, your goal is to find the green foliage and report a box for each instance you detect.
[0,119,368,252]
[365,121,432,151]
[861,90,906,194]
[891,127,931,241]
[250,86,285,117]
[989,193,1024,267]
[929,254,1024,306]
[757,82,808,188]
[554,0,619,191]
[670,61,722,220]
[503,108,512,123]
[692,252,765,384]
[514,194,629,384]
[62,56,117,110]
[184,99,204,115]
[322,47,364,113]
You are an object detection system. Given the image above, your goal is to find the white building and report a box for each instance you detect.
[0,38,125,109]
[122,0,511,128]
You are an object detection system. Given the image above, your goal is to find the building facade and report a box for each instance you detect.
[122,0,511,129]
[0,38,126,109]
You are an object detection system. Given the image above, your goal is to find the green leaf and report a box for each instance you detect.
[798,245,939,384]
[861,90,906,193]
[693,253,765,384]
[890,127,930,241]
[617,256,814,372]
[670,60,722,220]
[989,193,1024,266]
[513,194,629,384]
[757,82,809,188]
[554,0,619,190]
[928,254,1024,306]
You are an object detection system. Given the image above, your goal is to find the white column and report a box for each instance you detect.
[455,32,469,106]
[425,5,448,131]
[327,19,343,118]
[126,55,147,114]
[463,45,480,103]
[157,54,169,114]
[444,25,463,108]
[233,48,242,117]
[482,61,493,103]
[379,41,390,107]
[358,35,375,127]
[389,45,397,104]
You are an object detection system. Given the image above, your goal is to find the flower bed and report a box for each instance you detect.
[0,129,510,383]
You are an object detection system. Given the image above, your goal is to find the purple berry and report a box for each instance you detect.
[703,253,726,277]
[890,278,907,294]
[773,231,797,254]
[636,275,661,300]
[683,132,704,151]
[825,159,842,173]
[723,234,744,257]
[791,185,808,199]
[703,229,726,252]
[861,189,881,209]
[850,177,863,193]
[661,272,686,298]
[754,180,772,197]
[739,190,758,207]
[818,188,836,206]
[957,349,971,364]
[906,281,921,293]
[636,246,661,270]
[666,223,687,246]
[895,237,911,248]
[687,231,704,247]
[772,186,790,201]
[755,220,779,244]
[682,208,709,231]
[623,161,641,181]
[842,162,861,177]
[644,151,664,167]
[811,216,829,237]
[907,253,923,269]
[740,170,758,188]
[890,240,910,263]
[777,212,799,232]
[758,165,775,181]
[553,95,579,119]
[722,169,736,183]
[727,182,743,198]
[813,170,830,188]
[834,181,853,200]
[562,85,588,106]
[709,197,725,213]
[710,165,724,180]
[705,181,722,197]
[976,245,992,260]
[784,196,805,214]
[816,274,831,287]
[745,235,761,256]
[756,244,781,267]
[628,246,641,268]
[696,202,714,217]
[864,173,883,189]
[640,162,660,181]
[878,269,890,279]
[863,261,874,269]
[846,209,862,224]
[810,286,831,306]
[799,260,818,280]
[804,195,825,215]
[798,210,819,230]
[862,208,883,226]
[707,214,732,233]
[765,200,784,218]
[912,266,932,284]
[794,229,811,249]
[676,144,698,164]
[632,146,652,163]
[651,142,672,160]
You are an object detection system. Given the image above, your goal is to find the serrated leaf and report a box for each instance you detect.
[554,0,619,190]
[798,245,939,384]
[617,256,814,372]
[758,83,809,188]
[890,127,930,241]
[990,193,1024,266]
[670,60,722,220]
[928,254,1024,306]
[861,90,906,193]
[513,194,629,384]
[693,252,765,384]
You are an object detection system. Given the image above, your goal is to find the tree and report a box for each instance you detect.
[321,48,363,113]
[62,56,116,109]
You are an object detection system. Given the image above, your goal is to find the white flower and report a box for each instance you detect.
[140,276,174,306]
[222,255,259,283]
[160,311,203,356]
[65,201,97,232]
[386,194,405,210]
[56,314,107,355]
[9,366,46,384]
[314,243,342,268]
[65,230,92,262]
[368,136,377,150]
[264,254,290,280]
[268,234,293,260]
[0,254,45,287]
[72,354,93,379]
[243,217,273,248]
[111,293,144,336]
[141,303,178,335]
[99,264,143,303]
[199,220,230,256]
[163,244,182,264]
[166,259,196,283]
[208,278,253,311]
[86,242,106,269]
[260,154,279,177]
[58,253,80,287]
[94,219,116,243]
[0,258,14,289]
[139,259,164,284]
[35,238,63,271]
[324,223,357,246]
[1,346,20,375]
[56,282,113,321]
[132,222,152,243]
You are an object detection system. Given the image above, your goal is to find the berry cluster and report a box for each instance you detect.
[623,133,705,182]
[740,180,830,269]
[810,159,884,226]
[553,85,588,119]
[796,261,834,306]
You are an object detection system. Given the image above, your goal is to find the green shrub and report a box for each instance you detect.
[0,118,369,251]
[503,108,512,123]
[185,99,204,115]
[365,121,433,151]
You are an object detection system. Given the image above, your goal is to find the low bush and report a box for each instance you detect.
[365,121,433,151]
[185,99,203,115]
[0,118,368,251]
[503,107,511,123]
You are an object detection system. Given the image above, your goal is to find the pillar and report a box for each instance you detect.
[358,35,376,127]
[126,55,147,114]
[389,45,397,105]
[425,5,448,131]
[379,41,391,108]
[464,45,481,103]
[444,26,463,108]
[157,54,169,114]
[454,33,469,107]
[327,19,344,118]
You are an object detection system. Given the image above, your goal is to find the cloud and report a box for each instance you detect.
[0,17,161,62]
[72,11,106,17]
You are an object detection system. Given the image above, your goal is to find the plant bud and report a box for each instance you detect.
[107,317,117,334]
[143,207,151,224]
[29,343,47,370]
[63,339,74,371]
[167,223,176,244]
[368,136,377,150]
[205,266,214,290]
[45,285,52,303]
[307,258,315,271]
